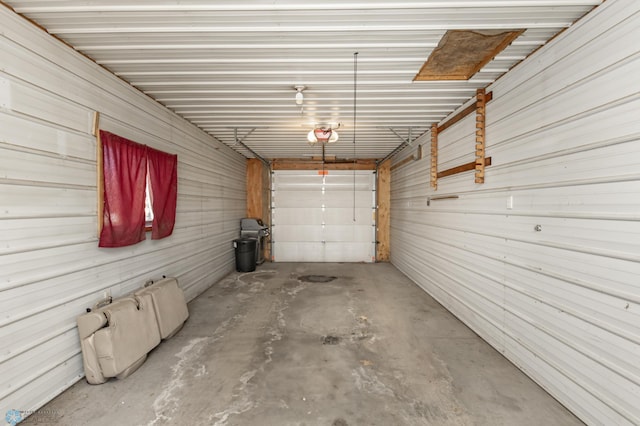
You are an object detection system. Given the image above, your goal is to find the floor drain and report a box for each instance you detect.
[299,275,337,283]
[322,335,340,345]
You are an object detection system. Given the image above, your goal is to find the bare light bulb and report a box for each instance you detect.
[307,129,317,143]
[294,85,305,105]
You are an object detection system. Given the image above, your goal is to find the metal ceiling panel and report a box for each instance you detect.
[4,0,601,160]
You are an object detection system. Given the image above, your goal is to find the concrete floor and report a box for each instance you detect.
[28,263,583,426]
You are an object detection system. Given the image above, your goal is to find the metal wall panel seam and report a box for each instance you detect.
[401,172,640,196]
[182,270,233,301]
[1,16,241,157]
[0,74,93,133]
[488,50,640,128]
[487,1,639,97]
[392,207,640,221]
[498,324,639,425]
[151,264,234,302]
[0,323,77,365]
[0,213,96,220]
[0,142,95,164]
[390,249,507,344]
[173,253,233,285]
[471,143,639,181]
[489,129,640,167]
[391,222,640,304]
[0,349,82,402]
[99,115,246,166]
[503,302,640,386]
[393,235,640,360]
[178,264,234,297]
[0,178,95,190]
[2,337,82,390]
[0,237,99,256]
[0,230,239,292]
[390,217,640,263]
[391,246,638,424]
[3,362,85,416]
[98,117,246,176]
[488,96,640,149]
[392,238,638,332]
[1,45,241,165]
[0,109,94,142]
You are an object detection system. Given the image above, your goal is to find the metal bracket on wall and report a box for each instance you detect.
[388,126,414,146]
[427,194,459,206]
[378,126,422,166]
[390,144,423,172]
[220,128,270,166]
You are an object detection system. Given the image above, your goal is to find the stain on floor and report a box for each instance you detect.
[322,335,340,345]
[298,274,337,283]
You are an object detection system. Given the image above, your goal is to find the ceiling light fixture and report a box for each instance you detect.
[294,85,305,105]
[307,127,339,144]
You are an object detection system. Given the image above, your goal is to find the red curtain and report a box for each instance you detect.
[147,146,178,239]
[99,130,148,247]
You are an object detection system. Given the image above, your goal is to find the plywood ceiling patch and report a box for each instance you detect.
[414,29,524,81]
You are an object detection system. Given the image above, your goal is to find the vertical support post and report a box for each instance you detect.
[246,158,263,218]
[475,88,486,184]
[376,159,391,262]
[246,158,272,261]
[430,123,438,190]
[92,111,103,236]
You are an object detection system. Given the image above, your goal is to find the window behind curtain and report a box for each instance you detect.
[147,147,178,240]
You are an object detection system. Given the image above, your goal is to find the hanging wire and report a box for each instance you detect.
[352,52,359,222]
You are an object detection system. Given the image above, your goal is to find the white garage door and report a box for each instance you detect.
[272,170,376,262]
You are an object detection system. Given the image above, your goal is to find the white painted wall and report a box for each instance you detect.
[390,1,640,425]
[0,7,246,419]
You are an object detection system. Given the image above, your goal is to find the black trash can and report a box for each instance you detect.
[233,238,257,272]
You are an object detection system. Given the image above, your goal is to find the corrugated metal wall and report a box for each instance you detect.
[0,8,246,418]
[390,1,640,425]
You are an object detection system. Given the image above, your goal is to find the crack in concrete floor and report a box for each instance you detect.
[209,273,308,425]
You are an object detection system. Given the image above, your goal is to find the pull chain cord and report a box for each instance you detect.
[352,52,359,222]
[322,142,325,177]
